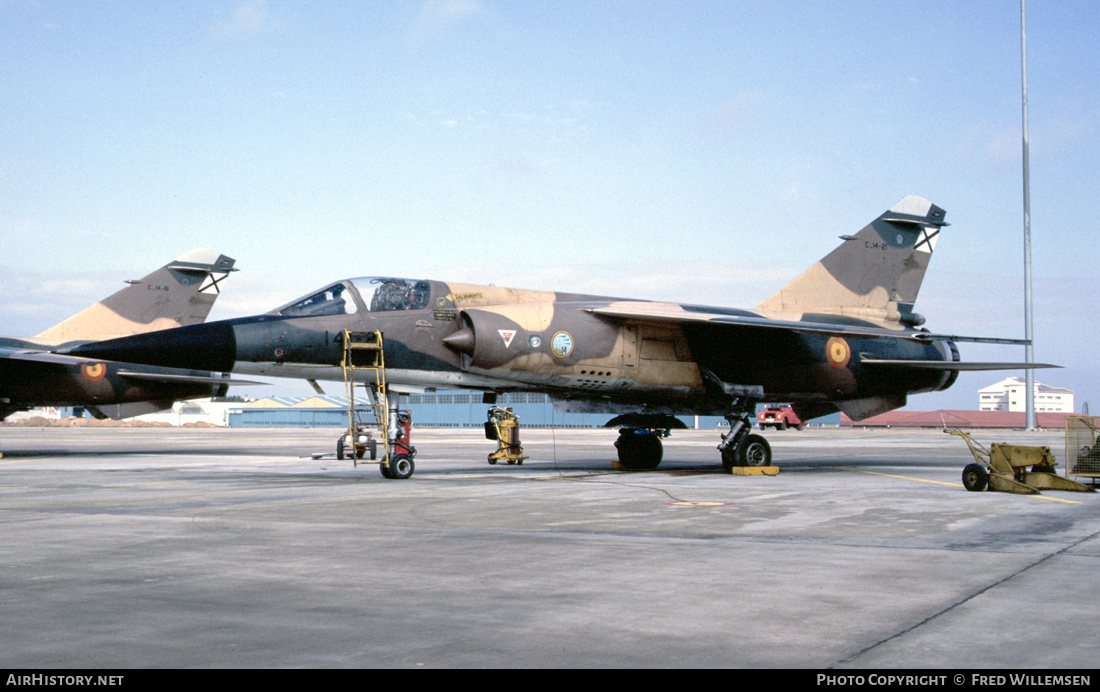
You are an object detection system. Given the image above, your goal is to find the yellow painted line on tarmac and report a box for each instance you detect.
[838,466,1083,504]
[1030,495,1084,505]
[838,466,960,488]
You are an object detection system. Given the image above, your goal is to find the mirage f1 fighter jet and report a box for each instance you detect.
[66,197,1051,472]
[0,249,254,421]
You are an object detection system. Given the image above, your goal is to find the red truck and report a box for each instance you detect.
[758,405,803,430]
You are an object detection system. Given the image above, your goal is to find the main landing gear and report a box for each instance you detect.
[718,406,772,472]
[614,428,667,470]
[607,414,686,471]
[606,408,773,472]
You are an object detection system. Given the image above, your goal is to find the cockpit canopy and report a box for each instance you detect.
[274,277,433,317]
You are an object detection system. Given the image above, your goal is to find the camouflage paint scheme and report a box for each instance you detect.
[67,198,1050,468]
[0,250,242,421]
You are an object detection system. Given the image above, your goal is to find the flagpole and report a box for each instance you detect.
[1021,0,1036,431]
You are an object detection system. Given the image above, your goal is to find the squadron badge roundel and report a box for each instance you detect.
[551,331,574,358]
[826,337,851,369]
[81,363,107,382]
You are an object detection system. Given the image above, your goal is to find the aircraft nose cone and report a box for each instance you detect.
[65,321,239,373]
[442,327,475,355]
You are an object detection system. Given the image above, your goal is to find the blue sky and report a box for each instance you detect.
[2,1,1097,411]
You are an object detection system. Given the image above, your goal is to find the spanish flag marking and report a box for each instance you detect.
[81,363,107,381]
[826,337,851,369]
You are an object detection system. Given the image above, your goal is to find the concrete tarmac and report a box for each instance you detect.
[1,425,1097,669]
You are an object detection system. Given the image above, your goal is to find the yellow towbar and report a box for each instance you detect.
[946,428,1094,495]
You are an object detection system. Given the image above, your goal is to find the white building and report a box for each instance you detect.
[978,377,1075,413]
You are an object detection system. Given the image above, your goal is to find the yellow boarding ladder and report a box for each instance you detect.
[341,330,389,468]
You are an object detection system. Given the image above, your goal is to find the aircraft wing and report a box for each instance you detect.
[858,358,1059,371]
[586,303,1059,369]
[588,303,918,339]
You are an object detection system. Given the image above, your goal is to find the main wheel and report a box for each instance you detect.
[962,463,988,492]
[737,434,772,467]
[615,430,663,470]
[337,437,346,461]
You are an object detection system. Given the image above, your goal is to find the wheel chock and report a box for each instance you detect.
[729,466,779,476]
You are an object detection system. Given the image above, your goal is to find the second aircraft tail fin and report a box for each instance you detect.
[34,249,236,343]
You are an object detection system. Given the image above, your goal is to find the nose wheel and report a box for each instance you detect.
[381,452,415,480]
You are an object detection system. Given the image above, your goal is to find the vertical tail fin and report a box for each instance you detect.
[34,249,236,343]
[754,196,947,325]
